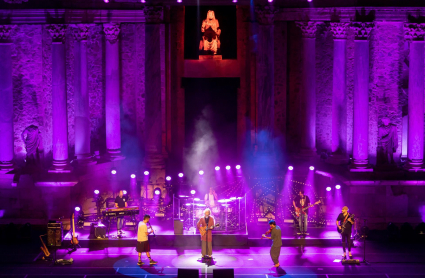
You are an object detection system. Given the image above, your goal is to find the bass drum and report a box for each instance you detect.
[211,205,221,216]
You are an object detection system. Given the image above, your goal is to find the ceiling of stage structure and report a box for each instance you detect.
[1,0,425,9]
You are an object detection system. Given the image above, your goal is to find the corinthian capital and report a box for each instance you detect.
[404,23,425,41]
[255,5,278,25]
[46,24,67,43]
[295,21,322,38]
[144,6,164,23]
[330,22,350,39]
[351,22,374,40]
[103,23,120,44]
[72,24,91,42]
[0,25,14,42]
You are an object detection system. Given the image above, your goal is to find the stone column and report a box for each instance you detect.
[47,24,71,172]
[327,22,349,164]
[404,23,425,171]
[144,6,166,184]
[103,23,124,160]
[0,25,14,171]
[296,21,321,157]
[350,22,374,172]
[73,25,95,165]
[254,6,278,168]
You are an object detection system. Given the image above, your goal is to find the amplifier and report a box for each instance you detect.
[47,221,63,247]
[90,224,106,239]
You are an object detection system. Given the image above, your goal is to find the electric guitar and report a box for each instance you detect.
[199,223,220,236]
[71,213,79,245]
[295,200,321,217]
[337,214,355,234]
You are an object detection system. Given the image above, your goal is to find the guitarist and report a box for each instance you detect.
[293,190,310,236]
[336,206,354,259]
[196,208,215,258]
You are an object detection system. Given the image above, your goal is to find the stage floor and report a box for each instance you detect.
[1,242,425,278]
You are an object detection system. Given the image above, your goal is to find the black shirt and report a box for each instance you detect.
[294,195,311,214]
[337,213,353,233]
[114,196,127,208]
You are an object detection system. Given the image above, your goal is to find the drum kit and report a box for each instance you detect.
[181,196,243,232]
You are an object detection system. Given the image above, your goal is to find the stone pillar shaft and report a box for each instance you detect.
[104,23,124,160]
[407,41,424,167]
[352,40,370,167]
[296,21,320,157]
[0,40,14,170]
[73,25,94,164]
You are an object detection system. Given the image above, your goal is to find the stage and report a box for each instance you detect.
[1,242,425,278]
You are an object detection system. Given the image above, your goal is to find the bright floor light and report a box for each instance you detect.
[144,171,149,176]
[309,166,315,171]
[130,174,136,179]
[335,184,341,190]
[199,170,204,175]
[326,187,331,192]
[166,176,171,181]
[75,206,81,212]
[123,190,127,195]
[178,173,184,178]
[190,190,196,195]
[288,166,294,171]
[94,190,99,194]
[235,165,241,169]
[215,166,220,171]
[226,165,231,170]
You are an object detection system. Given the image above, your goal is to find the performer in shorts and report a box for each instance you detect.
[136,214,157,266]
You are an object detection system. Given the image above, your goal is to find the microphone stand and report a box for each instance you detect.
[361,219,369,265]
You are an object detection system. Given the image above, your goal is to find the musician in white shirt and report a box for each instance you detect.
[204,187,218,207]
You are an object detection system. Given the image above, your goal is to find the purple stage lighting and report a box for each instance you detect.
[190,190,196,195]
[75,206,81,212]
[226,165,231,170]
[130,174,136,179]
[307,0,312,2]
[94,190,99,195]
[154,188,161,195]
[199,170,204,175]
[326,187,331,192]
[177,0,182,2]
[235,165,241,169]
[123,190,127,195]
[111,169,117,175]
[335,184,341,190]
[215,166,220,171]
[166,176,171,181]
[141,0,145,2]
[178,173,184,178]
[288,166,294,171]
[309,166,315,171]
[268,0,273,2]
[104,0,109,3]
[233,0,237,2]
[144,171,149,176]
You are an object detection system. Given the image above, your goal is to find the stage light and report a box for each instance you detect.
[75,206,81,212]
[178,173,184,177]
[130,174,136,179]
[141,0,145,2]
[215,166,220,171]
[194,198,200,201]
[235,165,241,169]
[94,190,99,195]
[326,187,331,192]
[177,0,182,2]
[335,184,341,190]
[144,171,149,176]
[288,166,294,171]
[190,190,196,195]
[154,188,161,195]
[226,165,231,170]
[166,176,171,181]
[111,168,117,175]
[233,0,237,2]
[199,170,204,175]
[123,190,127,195]
[309,166,315,171]
[307,0,312,2]
[104,0,109,3]
[268,0,273,2]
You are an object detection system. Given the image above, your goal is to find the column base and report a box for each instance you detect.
[106,149,125,161]
[76,154,97,165]
[49,159,72,173]
[349,159,373,172]
[404,159,425,172]
[0,161,14,172]
[326,153,349,165]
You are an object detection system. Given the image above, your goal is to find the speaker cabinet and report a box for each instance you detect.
[47,222,63,247]
[178,268,199,278]
[213,269,234,278]
[174,219,184,235]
